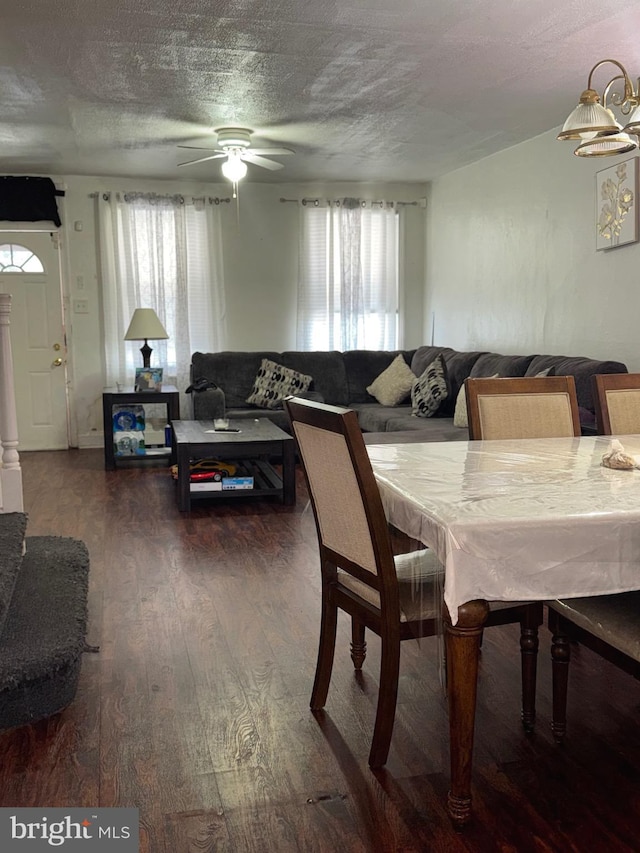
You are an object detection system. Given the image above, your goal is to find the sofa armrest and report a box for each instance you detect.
[191,387,226,420]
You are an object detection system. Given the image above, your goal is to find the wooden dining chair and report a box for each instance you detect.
[593,372,640,435]
[285,395,540,768]
[464,374,583,736]
[547,594,640,742]
[465,375,581,441]
[545,373,640,740]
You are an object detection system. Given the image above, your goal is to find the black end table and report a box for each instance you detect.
[103,384,180,470]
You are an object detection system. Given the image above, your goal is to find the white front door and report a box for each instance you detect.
[0,233,68,450]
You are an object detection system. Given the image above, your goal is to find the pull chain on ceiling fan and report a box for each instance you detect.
[178,127,294,195]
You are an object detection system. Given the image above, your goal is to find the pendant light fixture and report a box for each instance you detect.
[557,59,640,157]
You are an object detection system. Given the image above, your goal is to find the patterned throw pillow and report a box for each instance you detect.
[246,358,313,409]
[366,354,416,406]
[453,374,500,428]
[411,354,448,418]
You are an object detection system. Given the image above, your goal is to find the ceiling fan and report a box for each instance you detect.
[177,127,294,182]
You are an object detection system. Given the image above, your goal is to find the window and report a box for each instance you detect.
[98,193,225,402]
[0,243,44,273]
[297,200,399,351]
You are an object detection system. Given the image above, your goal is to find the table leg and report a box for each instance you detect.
[103,393,116,470]
[177,446,191,512]
[282,440,296,505]
[444,599,490,829]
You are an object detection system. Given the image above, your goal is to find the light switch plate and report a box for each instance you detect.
[73,299,89,314]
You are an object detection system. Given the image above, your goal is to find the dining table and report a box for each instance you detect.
[367,433,640,828]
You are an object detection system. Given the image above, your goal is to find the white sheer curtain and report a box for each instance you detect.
[297,199,399,350]
[98,192,226,412]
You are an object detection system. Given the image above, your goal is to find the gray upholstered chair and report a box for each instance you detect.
[285,396,540,768]
[593,372,640,435]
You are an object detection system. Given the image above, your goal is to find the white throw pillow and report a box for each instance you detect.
[411,354,448,418]
[453,374,500,428]
[366,354,416,406]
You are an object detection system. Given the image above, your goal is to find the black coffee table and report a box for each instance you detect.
[171,418,296,511]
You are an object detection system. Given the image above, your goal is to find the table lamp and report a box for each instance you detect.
[124,308,168,367]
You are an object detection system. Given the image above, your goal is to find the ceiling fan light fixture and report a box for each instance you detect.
[221,154,248,182]
[215,127,253,149]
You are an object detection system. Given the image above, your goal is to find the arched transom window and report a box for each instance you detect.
[0,243,45,273]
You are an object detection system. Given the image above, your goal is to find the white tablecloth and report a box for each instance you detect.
[368,435,640,624]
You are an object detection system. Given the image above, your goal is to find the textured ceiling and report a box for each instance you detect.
[3,0,640,185]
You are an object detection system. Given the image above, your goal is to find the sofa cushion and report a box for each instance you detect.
[280,351,349,406]
[381,417,469,440]
[366,354,416,406]
[410,346,454,378]
[351,404,406,432]
[246,358,312,409]
[470,352,535,378]
[192,351,281,409]
[343,350,416,404]
[411,354,448,417]
[525,355,628,412]
[438,350,487,416]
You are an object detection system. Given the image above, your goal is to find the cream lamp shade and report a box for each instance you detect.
[124,308,168,367]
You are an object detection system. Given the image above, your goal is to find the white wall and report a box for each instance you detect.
[52,177,426,446]
[426,129,640,370]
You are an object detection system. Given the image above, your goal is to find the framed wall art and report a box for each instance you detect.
[596,156,638,250]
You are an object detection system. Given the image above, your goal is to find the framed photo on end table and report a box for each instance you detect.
[134,367,163,392]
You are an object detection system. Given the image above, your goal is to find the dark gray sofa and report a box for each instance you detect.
[189,346,629,440]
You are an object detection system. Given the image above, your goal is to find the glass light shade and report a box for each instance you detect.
[221,156,248,182]
[557,100,620,140]
[574,131,638,157]
[124,308,169,341]
[622,104,640,135]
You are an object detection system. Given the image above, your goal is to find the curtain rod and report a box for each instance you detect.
[279,197,420,207]
[89,192,231,204]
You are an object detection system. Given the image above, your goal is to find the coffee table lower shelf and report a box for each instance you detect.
[183,459,286,506]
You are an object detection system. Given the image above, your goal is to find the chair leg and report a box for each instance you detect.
[368,634,401,768]
[550,630,571,743]
[350,618,367,670]
[310,589,338,711]
[520,609,540,733]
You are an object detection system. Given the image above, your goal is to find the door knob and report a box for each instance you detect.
[52,357,63,367]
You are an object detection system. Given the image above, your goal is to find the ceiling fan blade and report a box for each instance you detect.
[243,152,284,170]
[178,153,226,167]
[177,145,222,151]
[249,147,295,156]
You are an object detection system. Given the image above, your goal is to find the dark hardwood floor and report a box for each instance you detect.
[1,449,639,852]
